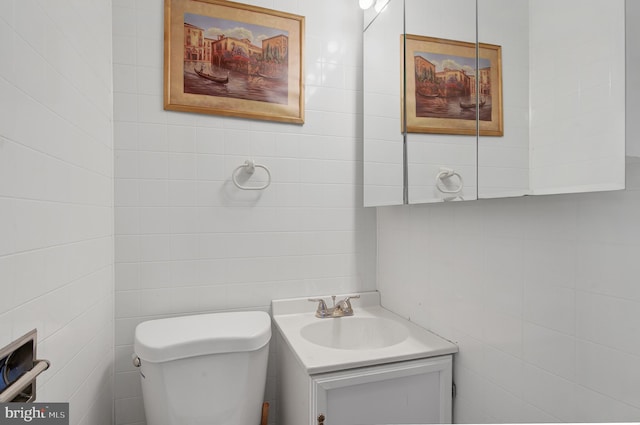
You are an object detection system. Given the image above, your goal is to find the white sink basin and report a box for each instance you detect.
[272,292,458,374]
[300,316,409,349]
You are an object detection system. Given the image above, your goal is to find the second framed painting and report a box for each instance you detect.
[164,0,305,124]
[404,34,503,136]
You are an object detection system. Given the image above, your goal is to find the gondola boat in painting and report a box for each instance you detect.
[194,66,229,84]
[459,98,486,109]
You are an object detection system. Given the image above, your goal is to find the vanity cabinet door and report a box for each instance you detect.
[310,356,452,425]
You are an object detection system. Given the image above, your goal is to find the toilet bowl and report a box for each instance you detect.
[133,311,271,425]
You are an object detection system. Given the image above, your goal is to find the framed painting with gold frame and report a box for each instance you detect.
[404,34,503,136]
[164,0,304,124]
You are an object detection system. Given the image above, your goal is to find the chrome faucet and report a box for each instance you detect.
[308,295,360,318]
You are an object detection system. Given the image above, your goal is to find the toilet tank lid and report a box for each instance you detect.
[134,311,271,363]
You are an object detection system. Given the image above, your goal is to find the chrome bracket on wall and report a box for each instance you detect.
[0,329,50,402]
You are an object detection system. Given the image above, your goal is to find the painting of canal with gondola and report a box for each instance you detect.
[164,0,304,123]
[404,34,503,136]
[184,13,289,104]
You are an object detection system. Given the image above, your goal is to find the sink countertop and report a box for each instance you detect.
[272,291,458,374]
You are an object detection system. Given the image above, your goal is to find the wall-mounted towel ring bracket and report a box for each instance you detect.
[232,159,272,191]
[435,167,464,194]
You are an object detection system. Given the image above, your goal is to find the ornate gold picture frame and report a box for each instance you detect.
[164,0,305,124]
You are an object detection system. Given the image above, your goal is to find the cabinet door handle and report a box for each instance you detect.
[317,413,325,425]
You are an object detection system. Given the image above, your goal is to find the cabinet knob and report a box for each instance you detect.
[317,414,325,425]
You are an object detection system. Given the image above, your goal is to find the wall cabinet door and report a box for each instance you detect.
[310,356,452,425]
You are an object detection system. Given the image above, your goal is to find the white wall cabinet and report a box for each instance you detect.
[364,0,627,206]
[277,334,453,425]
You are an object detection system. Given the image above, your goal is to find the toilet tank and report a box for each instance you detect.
[134,311,271,425]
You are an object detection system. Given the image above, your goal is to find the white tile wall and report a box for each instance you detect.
[0,1,114,424]
[112,0,377,423]
[377,158,640,423]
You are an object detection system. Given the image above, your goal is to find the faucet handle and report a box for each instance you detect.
[342,294,360,303]
[308,297,326,306]
[336,294,360,313]
[308,298,329,317]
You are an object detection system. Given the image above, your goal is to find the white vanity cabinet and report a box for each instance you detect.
[273,293,458,425]
[277,331,452,425]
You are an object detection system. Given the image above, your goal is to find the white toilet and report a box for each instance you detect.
[133,311,271,425]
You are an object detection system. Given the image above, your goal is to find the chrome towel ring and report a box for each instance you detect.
[232,159,272,191]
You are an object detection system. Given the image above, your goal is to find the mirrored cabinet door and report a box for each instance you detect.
[404,0,478,204]
[477,0,626,199]
[476,0,529,199]
[363,0,406,207]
